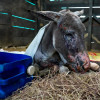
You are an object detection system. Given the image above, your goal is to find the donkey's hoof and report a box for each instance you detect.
[27,64,39,75]
[59,66,70,74]
[90,62,100,71]
[27,65,36,75]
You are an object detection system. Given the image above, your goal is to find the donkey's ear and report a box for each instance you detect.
[28,10,61,22]
[74,10,84,16]
[59,9,70,14]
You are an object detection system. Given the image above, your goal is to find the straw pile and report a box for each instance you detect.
[6,71,100,100]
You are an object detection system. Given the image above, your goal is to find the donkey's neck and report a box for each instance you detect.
[40,21,56,57]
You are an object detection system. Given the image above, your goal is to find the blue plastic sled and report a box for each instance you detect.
[0,52,33,99]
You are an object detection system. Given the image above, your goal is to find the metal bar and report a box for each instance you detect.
[97,16,100,18]
[0,12,8,15]
[62,6,100,9]
[12,15,35,22]
[80,15,86,18]
[12,25,35,31]
[93,15,100,24]
[25,0,36,6]
[46,3,88,7]
[82,16,89,23]
[88,0,93,51]
[0,11,35,22]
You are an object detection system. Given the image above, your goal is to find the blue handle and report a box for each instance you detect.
[0,71,25,85]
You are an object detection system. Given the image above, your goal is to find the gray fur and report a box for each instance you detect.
[29,10,90,72]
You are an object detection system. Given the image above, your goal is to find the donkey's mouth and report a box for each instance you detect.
[67,62,90,73]
[78,52,90,71]
[67,52,90,73]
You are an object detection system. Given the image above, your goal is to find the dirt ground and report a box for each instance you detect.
[2,46,27,52]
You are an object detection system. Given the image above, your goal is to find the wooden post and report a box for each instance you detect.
[88,0,93,51]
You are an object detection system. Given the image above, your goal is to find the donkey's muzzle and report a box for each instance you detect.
[68,52,90,73]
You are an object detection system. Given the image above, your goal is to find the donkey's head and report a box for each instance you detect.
[29,9,90,73]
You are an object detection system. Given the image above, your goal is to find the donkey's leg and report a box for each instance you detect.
[59,65,70,74]
[39,59,70,74]
[34,49,70,73]
[27,63,40,75]
[35,50,59,68]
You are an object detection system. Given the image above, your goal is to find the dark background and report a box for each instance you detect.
[0,0,100,51]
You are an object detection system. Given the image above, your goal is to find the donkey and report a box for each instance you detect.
[28,9,90,73]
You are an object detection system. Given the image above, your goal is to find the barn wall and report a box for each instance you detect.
[0,0,38,47]
[0,0,100,51]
